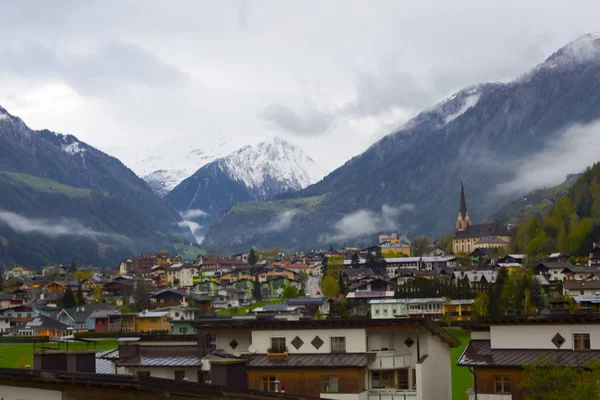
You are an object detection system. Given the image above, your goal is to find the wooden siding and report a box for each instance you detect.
[474,367,525,400]
[247,368,366,397]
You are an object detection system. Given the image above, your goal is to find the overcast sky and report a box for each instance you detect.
[0,1,599,172]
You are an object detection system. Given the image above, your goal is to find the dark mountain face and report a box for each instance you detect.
[166,160,255,226]
[0,107,191,267]
[203,34,600,253]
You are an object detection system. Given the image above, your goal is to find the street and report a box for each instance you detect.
[306,275,321,297]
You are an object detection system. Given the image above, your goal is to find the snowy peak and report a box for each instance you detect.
[540,32,600,70]
[133,135,247,197]
[218,136,326,200]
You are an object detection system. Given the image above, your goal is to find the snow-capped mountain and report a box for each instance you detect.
[165,136,326,243]
[132,136,250,197]
[218,136,326,200]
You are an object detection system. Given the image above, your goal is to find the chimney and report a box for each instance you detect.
[118,344,140,361]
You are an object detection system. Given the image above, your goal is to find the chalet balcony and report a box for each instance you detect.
[368,351,412,370]
[466,390,511,400]
[367,389,417,400]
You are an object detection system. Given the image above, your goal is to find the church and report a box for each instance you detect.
[452,181,512,254]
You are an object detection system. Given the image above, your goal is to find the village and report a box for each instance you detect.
[1,185,600,400]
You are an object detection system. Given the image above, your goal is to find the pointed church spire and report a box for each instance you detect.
[459,180,468,218]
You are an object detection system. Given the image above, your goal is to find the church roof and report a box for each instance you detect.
[454,222,511,239]
[459,180,468,218]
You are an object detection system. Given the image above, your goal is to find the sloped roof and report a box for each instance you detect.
[454,222,511,239]
[248,353,374,368]
[115,345,203,367]
[458,340,600,367]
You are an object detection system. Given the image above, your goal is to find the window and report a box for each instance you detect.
[180,327,188,334]
[372,371,394,388]
[393,369,408,389]
[175,370,185,381]
[260,376,277,392]
[331,337,346,352]
[270,337,286,350]
[494,376,510,393]
[150,318,158,323]
[574,333,591,350]
[137,371,151,377]
[322,376,339,392]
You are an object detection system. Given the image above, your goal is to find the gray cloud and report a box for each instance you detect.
[261,210,298,233]
[495,121,600,196]
[181,209,209,219]
[0,209,127,240]
[0,40,189,95]
[320,204,415,243]
[259,103,334,136]
[177,220,204,244]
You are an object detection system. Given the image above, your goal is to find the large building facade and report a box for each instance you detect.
[452,182,512,254]
[197,318,459,400]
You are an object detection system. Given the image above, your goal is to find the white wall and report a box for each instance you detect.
[491,324,600,350]
[0,386,62,400]
[471,331,490,340]
[251,328,367,354]
[215,331,252,353]
[416,333,452,400]
[124,366,199,382]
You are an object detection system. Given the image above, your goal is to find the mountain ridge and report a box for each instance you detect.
[0,105,191,267]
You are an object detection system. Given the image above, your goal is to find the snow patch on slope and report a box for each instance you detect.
[62,141,87,155]
[444,93,481,124]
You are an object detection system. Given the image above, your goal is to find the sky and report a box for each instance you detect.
[0,1,599,172]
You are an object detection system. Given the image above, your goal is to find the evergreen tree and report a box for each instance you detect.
[351,252,360,267]
[69,259,79,275]
[489,267,509,316]
[59,287,77,309]
[248,248,258,266]
[338,271,346,295]
[253,274,262,301]
[530,277,545,311]
[134,280,151,312]
[76,285,85,305]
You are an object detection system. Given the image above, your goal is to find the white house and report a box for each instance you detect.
[197,318,459,400]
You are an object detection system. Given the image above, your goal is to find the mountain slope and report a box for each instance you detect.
[0,106,191,267]
[203,33,600,253]
[494,174,582,224]
[165,136,326,242]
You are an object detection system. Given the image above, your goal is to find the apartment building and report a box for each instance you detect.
[197,318,459,400]
[458,314,600,400]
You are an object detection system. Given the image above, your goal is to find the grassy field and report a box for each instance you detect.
[226,194,329,216]
[446,328,472,400]
[1,171,91,198]
[0,340,119,369]
[217,300,282,315]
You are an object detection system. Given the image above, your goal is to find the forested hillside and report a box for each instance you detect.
[511,163,600,260]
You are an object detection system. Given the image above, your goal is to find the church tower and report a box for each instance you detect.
[456,180,472,231]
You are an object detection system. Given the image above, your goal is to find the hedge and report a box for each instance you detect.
[0,336,49,343]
